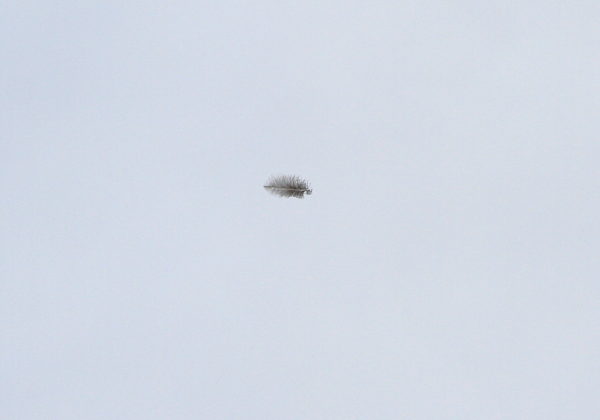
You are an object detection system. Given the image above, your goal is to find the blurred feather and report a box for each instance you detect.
[264,175,312,199]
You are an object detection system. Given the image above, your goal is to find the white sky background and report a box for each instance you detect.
[2,1,599,419]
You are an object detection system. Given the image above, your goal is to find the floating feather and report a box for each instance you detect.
[264,175,312,199]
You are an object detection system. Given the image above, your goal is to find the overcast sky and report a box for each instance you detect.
[2,2,599,419]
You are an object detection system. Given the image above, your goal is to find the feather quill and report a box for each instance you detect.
[264,175,312,199]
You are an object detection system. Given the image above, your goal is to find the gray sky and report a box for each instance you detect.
[2,2,599,419]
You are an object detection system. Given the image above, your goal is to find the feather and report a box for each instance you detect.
[264,175,312,199]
